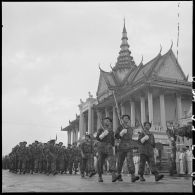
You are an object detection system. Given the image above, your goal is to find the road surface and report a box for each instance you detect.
[2,170,193,192]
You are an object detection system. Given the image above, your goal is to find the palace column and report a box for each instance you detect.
[88,106,92,135]
[79,112,84,139]
[96,110,102,130]
[75,127,79,142]
[160,93,166,131]
[67,130,71,145]
[130,101,135,127]
[148,91,154,124]
[121,103,125,115]
[105,107,110,117]
[176,94,182,120]
[140,96,146,125]
[113,106,118,132]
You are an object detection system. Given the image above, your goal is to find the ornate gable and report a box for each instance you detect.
[155,49,186,81]
[96,71,109,97]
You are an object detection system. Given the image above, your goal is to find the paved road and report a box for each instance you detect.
[2,170,193,192]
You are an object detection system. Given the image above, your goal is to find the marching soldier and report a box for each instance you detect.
[72,142,80,174]
[96,117,118,182]
[79,132,96,178]
[115,115,140,182]
[166,122,177,176]
[138,122,164,182]
[67,144,74,174]
[57,142,65,174]
[46,139,58,175]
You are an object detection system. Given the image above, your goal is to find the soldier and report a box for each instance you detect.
[66,144,74,174]
[72,142,80,174]
[63,146,68,174]
[46,139,57,175]
[42,143,48,174]
[79,133,96,178]
[138,122,164,182]
[57,142,65,174]
[28,144,34,174]
[115,115,140,182]
[166,122,177,176]
[16,142,24,174]
[33,141,41,173]
[21,141,28,174]
[96,117,118,182]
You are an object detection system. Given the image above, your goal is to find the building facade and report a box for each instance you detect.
[61,22,192,167]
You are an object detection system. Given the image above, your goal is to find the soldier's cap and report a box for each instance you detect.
[49,139,56,144]
[59,142,63,145]
[68,143,71,146]
[144,121,151,127]
[85,132,90,138]
[23,141,27,144]
[34,140,39,143]
[19,142,23,145]
[103,117,112,122]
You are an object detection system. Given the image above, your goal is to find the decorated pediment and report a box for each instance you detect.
[155,50,186,81]
[113,68,132,84]
[96,72,109,97]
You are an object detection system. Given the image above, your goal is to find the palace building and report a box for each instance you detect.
[61,21,192,171]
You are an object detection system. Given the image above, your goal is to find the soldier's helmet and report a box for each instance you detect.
[23,141,27,145]
[35,140,39,144]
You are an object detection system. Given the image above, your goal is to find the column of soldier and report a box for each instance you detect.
[4,115,164,183]
[6,140,80,176]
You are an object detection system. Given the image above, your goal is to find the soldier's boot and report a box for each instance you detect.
[98,175,103,182]
[139,175,146,182]
[112,172,120,182]
[155,174,164,182]
[81,172,85,178]
[89,171,96,178]
[118,174,123,181]
[131,174,139,183]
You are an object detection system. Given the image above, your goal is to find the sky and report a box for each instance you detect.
[2,1,192,156]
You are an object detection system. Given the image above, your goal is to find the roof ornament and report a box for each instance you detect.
[140,55,143,65]
[159,44,162,54]
[170,40,173,50]
[88,91,93,98]
[80,98,84,104]
[110,63,114,71]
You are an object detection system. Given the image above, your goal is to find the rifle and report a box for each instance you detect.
[136,118,148,136]
[112,90,125,128]
[112,90,140,149]
[96,110,106,131]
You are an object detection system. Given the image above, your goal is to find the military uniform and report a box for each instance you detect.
[166,127,177,175]
[115,125,139,182]
[72,144,80,174]
[45,140,57,175]
[66,144,74,174]
[96,126,118,182]
[138,128,164,182]
[79,137,95,177]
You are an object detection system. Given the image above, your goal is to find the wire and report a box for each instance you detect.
[176,2,180,61]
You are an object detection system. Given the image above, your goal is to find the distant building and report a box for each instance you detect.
[61,21,192,170]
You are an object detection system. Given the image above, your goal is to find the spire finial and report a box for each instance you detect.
[123,17,127,33]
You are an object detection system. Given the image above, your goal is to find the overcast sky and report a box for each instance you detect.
[2,1,192,155]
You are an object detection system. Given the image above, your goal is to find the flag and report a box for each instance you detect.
[56,133,57,141]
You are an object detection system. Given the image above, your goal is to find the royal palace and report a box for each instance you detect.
[61,21,192,172]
